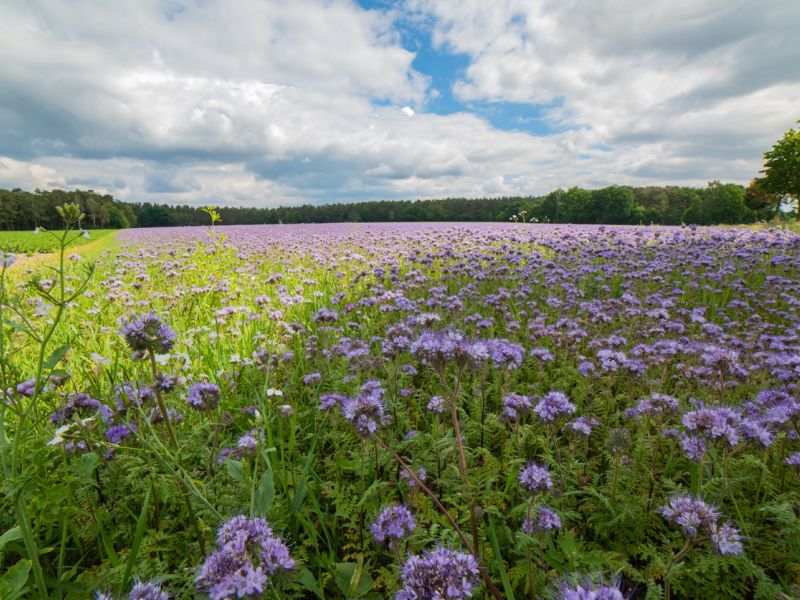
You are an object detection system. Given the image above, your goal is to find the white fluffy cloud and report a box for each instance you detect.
[0,0,796,206]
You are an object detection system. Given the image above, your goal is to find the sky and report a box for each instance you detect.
[0,0,798,207]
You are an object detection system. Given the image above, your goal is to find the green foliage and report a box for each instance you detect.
[0,229,113,255]
[761,120,800,212]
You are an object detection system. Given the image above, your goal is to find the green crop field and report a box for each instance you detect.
[0,229,115,254]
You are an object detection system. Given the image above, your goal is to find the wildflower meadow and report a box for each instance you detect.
[1,207,799,599]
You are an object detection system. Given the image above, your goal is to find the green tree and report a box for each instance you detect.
[591,186,635,224]
[761,120,800,218]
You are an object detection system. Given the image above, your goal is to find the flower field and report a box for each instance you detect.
[1,216,799,599]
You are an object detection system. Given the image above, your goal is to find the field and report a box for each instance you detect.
[0,229,115,255]
[1,221,799,599]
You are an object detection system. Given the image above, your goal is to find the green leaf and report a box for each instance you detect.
[334,557,373,599]
[253,468,274,516]
[0,526,23,552]
[0,559,31,600]
[225,459,246,485]
[44,344,70,370]
[122,489,151,592]
[297,567,325,599]
[487,517,516,600]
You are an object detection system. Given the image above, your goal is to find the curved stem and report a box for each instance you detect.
[374,437,504,600]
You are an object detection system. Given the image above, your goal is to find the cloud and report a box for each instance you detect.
[0,0,797,207]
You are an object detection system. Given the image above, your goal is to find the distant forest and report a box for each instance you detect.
[0,181,781,230]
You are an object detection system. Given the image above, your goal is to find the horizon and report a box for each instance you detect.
[1,1,797,208]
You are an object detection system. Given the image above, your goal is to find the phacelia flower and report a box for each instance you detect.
[371,505,416,548]
[660,495,721,540]
[119,312,175,356]
[196,516,295,600]
[499,393,532,424]
[396,546,480,600]
[340,380,390,436]
[519,462,553,495]
[534,391,576,423]
[187,382,221,411]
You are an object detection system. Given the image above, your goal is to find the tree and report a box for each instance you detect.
[591,186,635,224]
[745,178,779,220]
[761,120,800,218]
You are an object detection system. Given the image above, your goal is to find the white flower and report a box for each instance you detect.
[266,388,283,397]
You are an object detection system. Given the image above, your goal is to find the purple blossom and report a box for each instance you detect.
[625,393,680,419]
[397,546,480,600]
[371,504,416,548]
[119,312,175,356]
[784,451,800,468]
[524,507,562,534]
[660,495,720,539]
[552,575,626,600]
[427,395,447,414]
[320,392,347,411]
[680,434,707,462]
[411,330,485,371]
[187,382,221,411]
[499,393,532,424]
[340,380,390,436]
[106,424,136,445]
[534,391,577,423]
[303,372,322,386]
[564,417,598,436]
[709,521,744,555]
[401,466,427,489]
[196,516,295,600]
[519,462,553,495]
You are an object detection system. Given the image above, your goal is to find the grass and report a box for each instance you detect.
[0,229,115,255]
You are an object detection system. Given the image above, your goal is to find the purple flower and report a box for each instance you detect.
[660,495,719,539]
[524,507,561,534]
[552,575,626,600]
[534,391,576,423]
[320,392,347,411]
[340,380,390,436]
[119,312,175,356]
[709,521,744,555]
[130,582,168,600]
[401,466,427,489]
[680,434,707,462]
[626,393,680,419]
[427,395,447,414]
[303,372,322,386]
[682,407,742,447]
[564,417,598,436]
[499,393,532,424]
[411,330,485,371]
[397,546,480,600]
[486,338,525,369]
[187,382,221,411]
[784,451,800,468]
[519,462,553,495]
[313,307,339,323]
[196,516,295,600]
[371,505,416,548]
[15,378,36,398]
[106,424,136,445]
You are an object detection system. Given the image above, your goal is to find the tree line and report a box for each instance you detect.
[0,180,783,231]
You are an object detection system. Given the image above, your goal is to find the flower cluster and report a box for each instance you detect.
[371,504,416,548]
[340,380,390,436]
[186,382,221,411]
[196,515,296,600]
[534,392,576,423]
[519,462,553,495]
[499,393,532,424]
[660,495,743,555]
[397,546,480,600]
[95,580,167,600]
[119,312,175,356]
